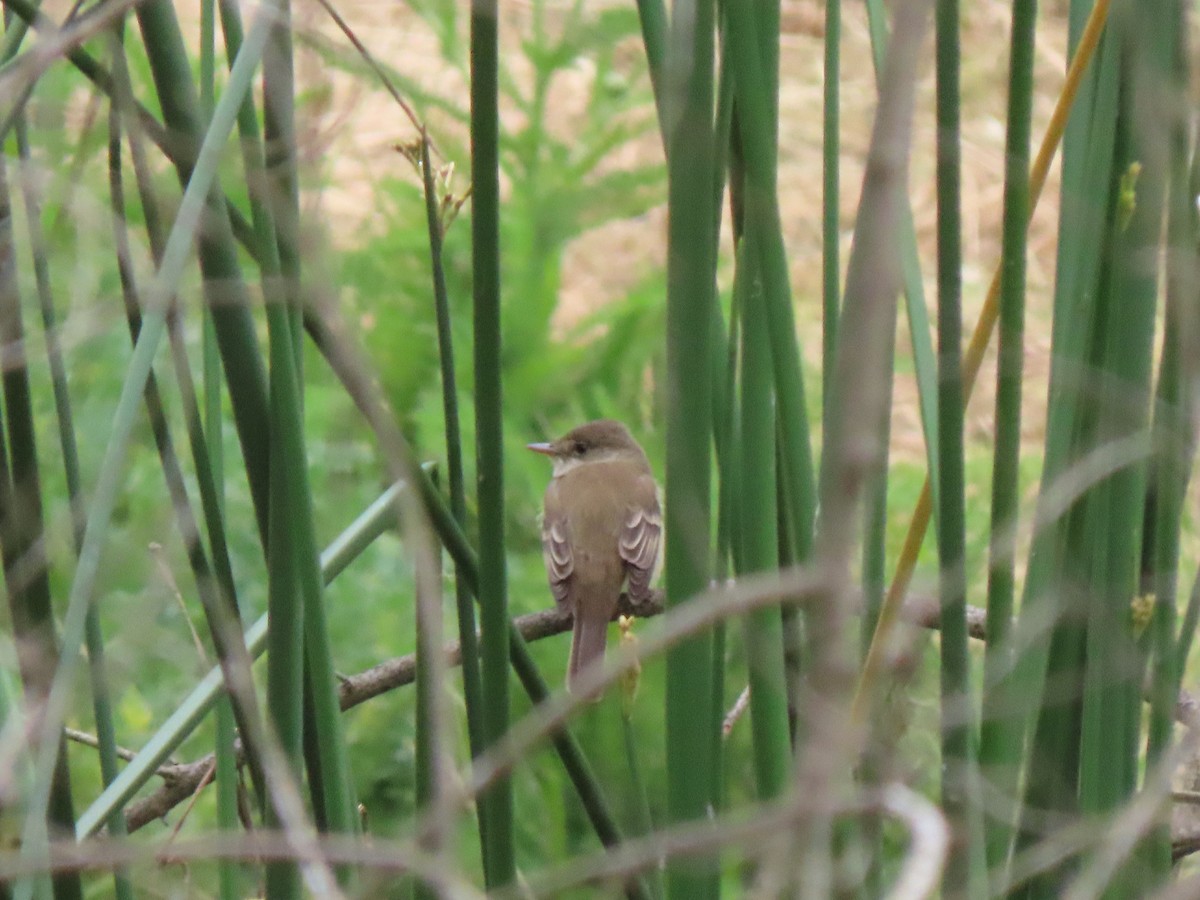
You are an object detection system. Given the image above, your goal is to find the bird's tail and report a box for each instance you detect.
[568,611,609,698]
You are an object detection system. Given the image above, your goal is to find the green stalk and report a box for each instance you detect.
[420,135,487,869]
[251,10,305,884]
[723,0,816,566]
[260,0,300,320]
[1079,20,1165,891]
[663,0,717,895]
[634,0,666,121]
[196,3,242,891]
[735,239,791,800]
[979,0,1037,884]
[822,0,840,425]
[1173,116,1200,679]
[211,36,242,900]
[0,149,83,900]
[14,35,129,896]
[1142,0,1193,880]
[135,0,272,545]
[274,96,356,896]
[1014,16,1120,890]
[470,0,513,887]
[933,0,980,893]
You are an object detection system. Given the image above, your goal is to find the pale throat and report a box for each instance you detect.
[550,449,627,479]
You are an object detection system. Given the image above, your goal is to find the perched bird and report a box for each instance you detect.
[528,420,662,695]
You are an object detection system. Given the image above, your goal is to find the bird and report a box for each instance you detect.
[528,419,662,695]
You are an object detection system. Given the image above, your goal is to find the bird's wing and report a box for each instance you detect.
[619,475,662,604]
[541,504,572,606]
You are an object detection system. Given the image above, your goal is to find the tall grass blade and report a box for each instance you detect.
[932,0,982,893]
[0,136,83,900]
[135,0,272,542]
[13,34,130,893]
[734,240,790,799]
[14,7,278,889]
[1141,0,1194,878]
[663,0,718,895]
[469,0,513,886]
[979,0,1037,885]
[420,134,486,869]
[198,0,244,892]
[1014,11,1128,894]
[822,0,840,424]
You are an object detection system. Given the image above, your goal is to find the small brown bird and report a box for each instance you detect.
[528,420,662,694]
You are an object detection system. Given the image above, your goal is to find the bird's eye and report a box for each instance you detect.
[573,441,586,456]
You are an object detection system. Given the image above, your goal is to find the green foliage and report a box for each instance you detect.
[2,0,1199,897]
[336,3,665,533]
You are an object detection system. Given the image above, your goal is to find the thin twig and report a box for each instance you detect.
[882,783,949,900]
[0,832,484,898]
[63,728,141,765]
[307,0,427,144]
[108,581,1195,834]
[723,686,750,737]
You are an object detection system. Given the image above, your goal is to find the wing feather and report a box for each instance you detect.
[620,476,661,603]
[541,513,572,606]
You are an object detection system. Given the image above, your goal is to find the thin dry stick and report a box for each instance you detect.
[883,783,950,900]
[63,728,141,765]
[531,792,858,898]
[514,780,944,900]
[723,686,750,736]
[149,542,210,668]
[0,0,144,127]
[307,0,426,145]
[784,0,930,895]
[853,0,1114,722]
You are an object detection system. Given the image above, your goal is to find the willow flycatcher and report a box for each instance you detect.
[528,420,661,695]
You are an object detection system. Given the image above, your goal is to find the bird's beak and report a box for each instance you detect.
[526,442,555,456]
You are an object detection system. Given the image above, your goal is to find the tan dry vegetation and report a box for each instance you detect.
[293,0,1073,468]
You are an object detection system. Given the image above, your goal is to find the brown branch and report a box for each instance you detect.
[121,592,656,832]
[125,757,224,832]
[336,591,978,715]
[336,591,661,712]
[112,588,1194,844]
